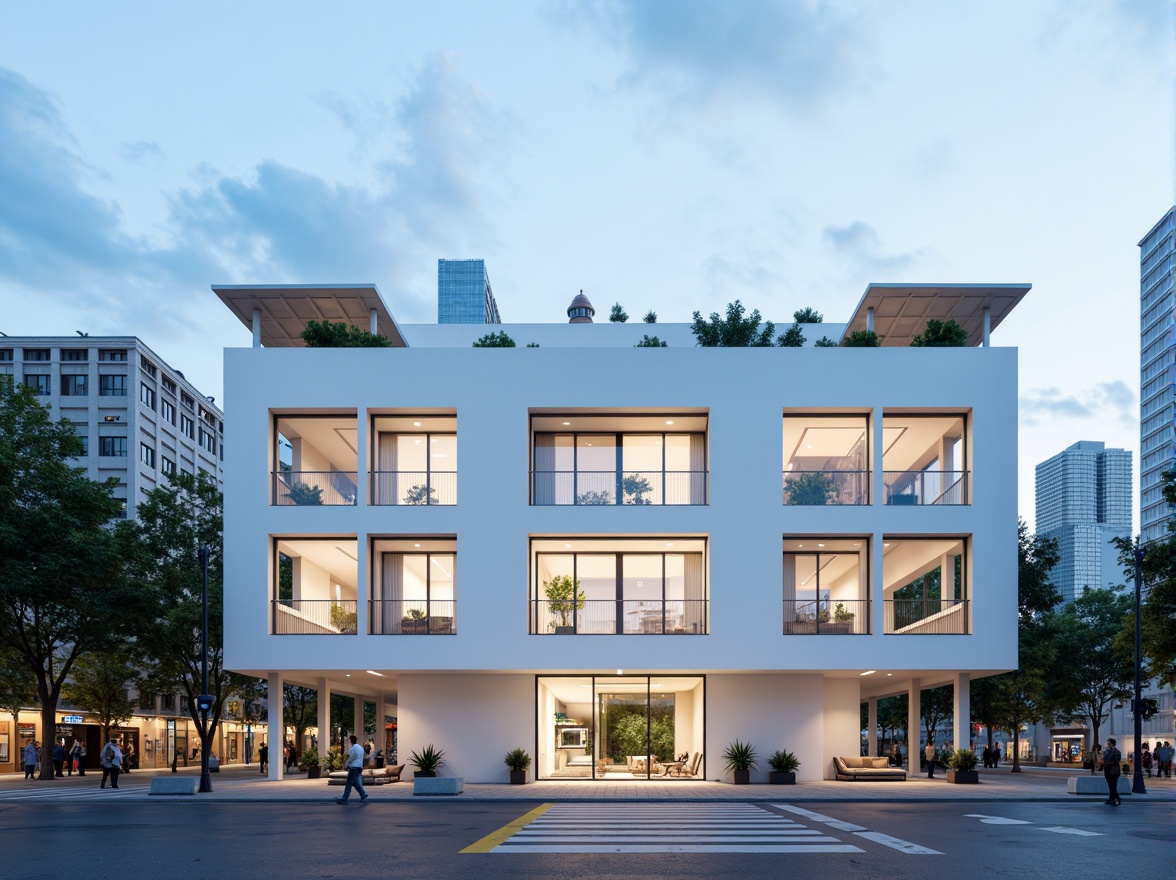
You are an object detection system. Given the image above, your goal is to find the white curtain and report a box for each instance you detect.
[381,552,403,633]
[377,434,398,505]
[689,434,706,504]
[534,434,555,504]
[683,554,705,634]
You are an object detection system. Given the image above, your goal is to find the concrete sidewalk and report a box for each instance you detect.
[5,763,1174,803]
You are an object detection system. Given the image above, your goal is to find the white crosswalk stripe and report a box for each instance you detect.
[491,803,864,853]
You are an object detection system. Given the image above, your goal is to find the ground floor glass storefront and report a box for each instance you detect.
[537,675,704,780]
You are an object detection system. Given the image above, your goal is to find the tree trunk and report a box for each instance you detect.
[39,701,57,780]
[1011,730,1021,773]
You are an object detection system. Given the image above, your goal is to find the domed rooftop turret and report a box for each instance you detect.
[567,290,595,323]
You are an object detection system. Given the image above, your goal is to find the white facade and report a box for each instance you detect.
[219,284,1022,783]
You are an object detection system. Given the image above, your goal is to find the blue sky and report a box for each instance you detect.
[0,0,1170,528]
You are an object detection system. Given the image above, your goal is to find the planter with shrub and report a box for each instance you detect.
[946,748,979,784]
[723,739,758,785]
[505,747,531,784]
[767,749,800,784]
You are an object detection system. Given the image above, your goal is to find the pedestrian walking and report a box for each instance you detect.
[925,741,936,779]
[123,742,134,773]
[23,741,38,779]
[72,741,85,776]
[1159,741,1173,778]
[335,735,369,804]
[259,742,269,774]
[99,737,123,789]
[1100,738,1122,806]
[1141,744,1152,777]
[52,741,66,777]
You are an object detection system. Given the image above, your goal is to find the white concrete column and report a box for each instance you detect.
[353,697,365,744]
[266,671,283,780]
[370,308,378,335]
[866,306,875,333]
[982,307,991,347]
[317,677,330,754]
[868,697,879,757]
[954,672,971,753]
[252,308,262,348]
[907,679,922,768]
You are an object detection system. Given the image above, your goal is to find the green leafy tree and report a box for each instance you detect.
[0,385,134,779]
[526,342,540,348]
[1050,588,1134,751]
[402,483,438,505]
[472,331,516,347]
[301,319,392,348]
[911,318,968,347]
[129,472,240,770]
[285,685,318,752]
[969,675,1003,752]
[609,303,629,323]
[814,336,838,347]
[777,324,806,347]
[643,311,657,324]
[784,471,838,505]
[63,649,140,742]
[793,307,823,323]
[287,482,323,505]
[878,694,908,752]
[0,645,38,748]
[543,574,586,628]
[842,330,880,347]
[635,335,667,348]
[691,300,775,347]
[920,685,953,750]
[622,474,654,505]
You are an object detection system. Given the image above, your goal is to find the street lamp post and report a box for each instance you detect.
[1132,545,1147,796]
[197,545,214,794]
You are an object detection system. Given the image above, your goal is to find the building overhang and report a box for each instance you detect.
[842,283,1031,346]
[213,283,407,348]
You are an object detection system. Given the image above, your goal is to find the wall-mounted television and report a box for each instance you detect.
[559,727,588,749]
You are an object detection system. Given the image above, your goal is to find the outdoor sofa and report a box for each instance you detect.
[833,756,907,781]
[327,764,404,785]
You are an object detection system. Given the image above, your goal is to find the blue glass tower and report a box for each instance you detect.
[438,259,501,324]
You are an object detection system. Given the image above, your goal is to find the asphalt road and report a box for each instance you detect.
[2,798,1171,879]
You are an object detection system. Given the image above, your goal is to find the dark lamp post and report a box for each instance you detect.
[198,545,213,794]
[1131,546,1147,796]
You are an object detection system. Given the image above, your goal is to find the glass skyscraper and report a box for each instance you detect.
[437,259,502,324]
[1035,441,1133,604]
[1139,208,1175,545]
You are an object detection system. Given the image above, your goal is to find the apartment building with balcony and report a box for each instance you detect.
[217,282,1026,783]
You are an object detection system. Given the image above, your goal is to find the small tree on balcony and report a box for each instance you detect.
[576,490,613,505]
[402,483,437,505]
[784,472,838,505]
[301,320,392,348]
[622,474,654,504]
[911,318,968,347]
[543,575,586,628]
[287,482,323,506]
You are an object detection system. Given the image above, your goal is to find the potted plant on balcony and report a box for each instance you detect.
[402,483,438,505]
[784,471,838,505]
[767,749,800,784]
[622,473,653,505]
[288,482,323,506]
[947,748,979,784]
[409,744,445,778]
[505,747,531,784]
[300,746,322,779]
[330,604,357,633]
[544,574,586,634]
[401,607,428,634]
[722,739,758,785]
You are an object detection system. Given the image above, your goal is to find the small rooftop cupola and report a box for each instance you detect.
[567,290,595,323]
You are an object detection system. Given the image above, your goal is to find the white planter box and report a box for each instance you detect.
[413,776,464,796]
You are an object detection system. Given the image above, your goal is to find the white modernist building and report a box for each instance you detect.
[217,282,1026,783]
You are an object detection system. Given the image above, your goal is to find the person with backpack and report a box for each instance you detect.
[1100,737,1122,806]
[100,737,123,789]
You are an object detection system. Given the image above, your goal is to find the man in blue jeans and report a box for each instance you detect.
[336,735,368,804]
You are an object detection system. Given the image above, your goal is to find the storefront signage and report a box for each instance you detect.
[61,715,84,724]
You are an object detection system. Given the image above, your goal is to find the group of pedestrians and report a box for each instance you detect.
[1141,741,1173,778]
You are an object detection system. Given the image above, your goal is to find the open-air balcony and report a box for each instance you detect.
[882,537,969,634]
[782,598,869,635]
[371,415,457,505]
[369,599,455,634]
[272,414,358,505]
[271,537,358,635]
[272,599,357,634]
[531,598,708,634]
[783,414,870,505]
[882,413,969,505]
[371,540,456,633]
[884,598,969,634]
[783,538,868,634]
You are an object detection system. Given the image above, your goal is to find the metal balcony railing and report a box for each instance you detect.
[883,471,970,505]
[530,599,708,634]
[530,470,708,505]
[370,471,457,506]
[884,598,969,634]
[272,471,358,506]
[782,598,869,634]
[272,599,357,634]
[782,470,870,505]
[368,600,456,634]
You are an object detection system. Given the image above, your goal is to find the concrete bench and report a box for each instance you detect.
[1067,776,1130,796]
[413,776,463,796]
[150,777,200,796]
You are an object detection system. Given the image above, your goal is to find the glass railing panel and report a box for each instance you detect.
[368,599,456,634]
[883,599,969,634]
[531,471,709,505]
[782,470,870,505]
[883,471,970,505]
[370,471,457,505]
[530,599,707,634]
[272,471,358,506]
[272,600,357,634]
[782,598,869,634]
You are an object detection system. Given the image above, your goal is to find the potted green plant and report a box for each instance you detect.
[784,471,838,505]
[409,744,445,778]
[401,607,428,634]
[947,748,979,784]
[544,574,586,634]
[504,747,531,784]
[767,749,800,784]
[300,746,322,779]
[287,482,324,505]
[722,739,758,785]
[330,604,357,633]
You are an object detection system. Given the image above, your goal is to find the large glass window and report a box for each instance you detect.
[531,413,708,505]
[882,413,969,505]
[60,374,87,396]
[272,537,358,634]
[882,537,968,634]
[537,675,705,780]
[99,374,127,396]
[272,414,358,506]
[782,412,870,504]
[371,538,456,634]
[783,539,869,634]
[530,538,707,634]
[370,414,457,505]
[22,374,50,395]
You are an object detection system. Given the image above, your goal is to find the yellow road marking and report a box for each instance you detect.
[460,803,553,853]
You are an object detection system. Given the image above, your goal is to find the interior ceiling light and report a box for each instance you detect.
[818,543,825,548]
[860,670,876,676]
[616,669,623,675]
[565,543,572,549]
[345,674,351,677]
[665,420,674,425]
[414,543,421,548]
[665,542,674,547]
[366,670,384,677]
[412,421,422,427]
[562,421,571,426]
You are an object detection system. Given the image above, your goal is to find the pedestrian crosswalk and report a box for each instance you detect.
[487,803,866,853]
[0,784,145,801]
